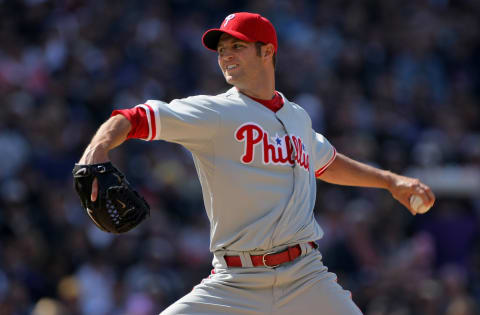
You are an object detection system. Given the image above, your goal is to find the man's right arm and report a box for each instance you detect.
[78,114,132,164]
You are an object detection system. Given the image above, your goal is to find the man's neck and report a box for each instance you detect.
[235,71,275,100]
[236,87,275,100]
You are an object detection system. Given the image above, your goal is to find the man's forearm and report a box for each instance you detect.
[319,152,435,215]
[79,114,132,164]
[318,153,394,189]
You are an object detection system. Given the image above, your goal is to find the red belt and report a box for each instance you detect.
[224,242,317,268]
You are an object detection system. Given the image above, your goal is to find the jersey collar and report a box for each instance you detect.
[226,87,293,112]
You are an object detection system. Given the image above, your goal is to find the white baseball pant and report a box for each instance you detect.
[160,244,363,315]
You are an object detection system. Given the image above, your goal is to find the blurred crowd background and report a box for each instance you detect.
[1,0,479,314]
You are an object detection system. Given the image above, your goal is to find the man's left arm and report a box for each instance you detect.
[317,153,435,215]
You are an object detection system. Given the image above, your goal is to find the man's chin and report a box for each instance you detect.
[225,76,236,85]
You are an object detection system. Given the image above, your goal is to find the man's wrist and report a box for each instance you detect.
[79,144,110,164]
[382,170,397,191]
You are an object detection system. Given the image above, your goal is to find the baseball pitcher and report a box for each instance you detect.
[75,12,435,314]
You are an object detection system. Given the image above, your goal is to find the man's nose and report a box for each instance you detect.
[221,50,234,61]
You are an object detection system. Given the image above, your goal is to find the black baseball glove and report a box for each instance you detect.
[72,162,150,234]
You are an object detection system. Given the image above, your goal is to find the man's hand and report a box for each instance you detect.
[387,174,435,215]
[72,162,150,233]
[74,115,143,232]
[91,178,98,201]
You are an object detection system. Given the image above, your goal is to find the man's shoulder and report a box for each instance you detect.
[143,88,238,109]
[178,87,241,105]
[278,92,310,117]
[201,87,240,102]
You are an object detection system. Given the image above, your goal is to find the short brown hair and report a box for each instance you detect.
[255,42,276,69]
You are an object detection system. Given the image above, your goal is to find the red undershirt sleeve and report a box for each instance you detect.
[111,107,150,140]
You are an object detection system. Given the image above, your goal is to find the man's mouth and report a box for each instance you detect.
[226,64,238,70]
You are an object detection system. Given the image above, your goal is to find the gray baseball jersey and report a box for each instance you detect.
[123,87,363,315]
[135,87,336,252]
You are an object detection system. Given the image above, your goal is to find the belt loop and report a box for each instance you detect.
[239,252,254,268]
[287,246,296,260]
[299,242,310,256]
[214,251,228,267]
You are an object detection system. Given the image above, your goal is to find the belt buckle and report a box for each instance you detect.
[262,251,280,268]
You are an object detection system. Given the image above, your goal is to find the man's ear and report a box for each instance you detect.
[262,43,275,58]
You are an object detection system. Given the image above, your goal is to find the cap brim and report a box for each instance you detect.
[202,28,255,51]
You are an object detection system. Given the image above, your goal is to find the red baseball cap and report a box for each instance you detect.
[202,12,278,52]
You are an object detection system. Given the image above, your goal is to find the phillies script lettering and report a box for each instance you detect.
[235,123,309,171]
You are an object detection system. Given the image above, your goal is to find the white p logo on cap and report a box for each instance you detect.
[223,14,235,27]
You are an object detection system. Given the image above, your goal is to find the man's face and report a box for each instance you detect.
[217,34,263,87]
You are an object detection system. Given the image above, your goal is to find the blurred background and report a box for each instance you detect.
[1,0,479,314]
